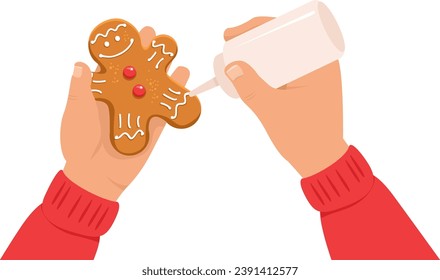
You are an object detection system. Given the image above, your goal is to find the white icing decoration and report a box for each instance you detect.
[104,41,110,47]
[99,38,134,59]
[162,93,177,101]
[115,35,120,42]
[151,40,174,56]
[118,114,122,129]
[168,88,181,95]
[136,116,140,128]
[114,129,145,140]
[147,51,157,62]
[92,79,106,83]
[155,57,164,69]
[91,23,126,44]
[127,113,131,129]
[92,89,102,94]
[171,92,190,120]
[160,102,172,110]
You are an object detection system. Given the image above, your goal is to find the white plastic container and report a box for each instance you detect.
[190,1,345,98]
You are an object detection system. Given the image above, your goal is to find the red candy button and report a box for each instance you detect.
[123,66,136,79]
[133,84,146,97]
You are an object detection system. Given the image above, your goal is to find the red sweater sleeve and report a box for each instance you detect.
[301,146,438,260]
[1,171,119,260]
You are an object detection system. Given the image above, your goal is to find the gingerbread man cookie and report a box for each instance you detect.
[88,19,201,155]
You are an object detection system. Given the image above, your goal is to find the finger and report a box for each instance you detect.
[61,62,99,156]
[139,26,156,48]
[145,116,166,149]
[66,62,94,110]
[224,17,273,41]
[225,61,273,112]
[170,66,190,85]
[96,101,110,139]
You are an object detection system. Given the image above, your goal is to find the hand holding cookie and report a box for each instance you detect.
[61,25,192,201]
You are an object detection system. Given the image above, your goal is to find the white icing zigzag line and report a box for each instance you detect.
[92,79,106,83]
[152,40,174,56]
[91,23,127,44]
[99,38,134,59]
[92,89,103,94]
[171,93,189,120]
[168,88,181,95]
[155,58,164,69]
[162,93,177,101]
[114,129,145,140]
[160,102,172,110]
[147,52,157,62]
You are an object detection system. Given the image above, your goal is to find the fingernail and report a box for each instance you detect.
[226,64,243,81]
[73,65,83,78]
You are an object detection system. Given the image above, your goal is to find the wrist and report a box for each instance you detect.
[42,171,119,237]
[64,162,124,201]
[300,145,374,212]
[288,139,349,178]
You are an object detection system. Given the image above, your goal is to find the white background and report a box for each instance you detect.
[1,0,440,279]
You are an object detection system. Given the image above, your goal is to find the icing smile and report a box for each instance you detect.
[99,38,134,59]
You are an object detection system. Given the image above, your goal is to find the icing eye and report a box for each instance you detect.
[115,36,121,42]
[104,41,110,47]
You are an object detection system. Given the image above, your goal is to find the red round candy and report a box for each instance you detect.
[123,66,136,79]
[132,84,146,97]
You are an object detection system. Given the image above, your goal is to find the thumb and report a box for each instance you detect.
[225,61,273,110]
[68,62,93,102]
[62,62,97,140]
[61,62,99,158]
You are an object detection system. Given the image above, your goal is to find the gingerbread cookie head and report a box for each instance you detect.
[88,19,201,155]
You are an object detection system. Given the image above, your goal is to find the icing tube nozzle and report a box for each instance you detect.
[189,78,218,97]
[189,54,239,98]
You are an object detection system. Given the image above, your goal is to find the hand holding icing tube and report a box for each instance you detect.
[190,1,345,97]
[212,2,348,178]
[200,3,439,261]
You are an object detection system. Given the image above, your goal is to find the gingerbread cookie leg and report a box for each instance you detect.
[111,108,151,154]
[88,19,201,155]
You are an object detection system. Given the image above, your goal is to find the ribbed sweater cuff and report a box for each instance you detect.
[301,146,374,213]
[42,171,119,237]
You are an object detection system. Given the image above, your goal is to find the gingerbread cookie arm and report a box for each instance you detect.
[146,35,178,71]
[155,82,201,128]
[90,72,108,98]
